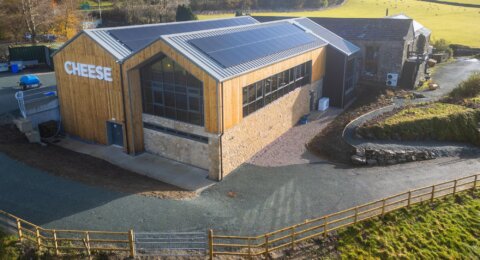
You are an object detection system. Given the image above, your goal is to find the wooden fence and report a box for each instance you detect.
[1,174,478,259]
[208,174,479,259]
[0,210,135,258]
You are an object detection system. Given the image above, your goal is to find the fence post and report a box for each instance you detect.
[323,216,328,238]
[453,180,457,195]
[431,185,435,202]
[128,229,136,258]
[208,229,213,260]
[290,226,295,250]
[35,227,42,251]
[407,191,412,207]
[264,234,269,257]
[247,237,252,258]
[354,207,358,224]
[381,199,386,216]
[53,230,59,256]
[474,175,478,189]
[84,232,91,258]
[16,219,23,242]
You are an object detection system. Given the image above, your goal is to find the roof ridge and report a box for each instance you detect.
[85,16,257,32]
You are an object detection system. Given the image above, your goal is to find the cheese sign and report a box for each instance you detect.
[64,61,113,82]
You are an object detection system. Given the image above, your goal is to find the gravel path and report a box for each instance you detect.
[249,108,342,167]
[343,57,480,156]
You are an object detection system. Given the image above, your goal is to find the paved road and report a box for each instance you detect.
[1,152,479,236]
[0,70,56,114]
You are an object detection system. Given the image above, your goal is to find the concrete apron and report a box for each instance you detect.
[56,138,215,192]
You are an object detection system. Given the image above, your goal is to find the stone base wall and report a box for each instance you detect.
[142,114,212,170]
[220,81,320,177]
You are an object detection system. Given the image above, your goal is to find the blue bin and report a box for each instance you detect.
[11,64,19,73]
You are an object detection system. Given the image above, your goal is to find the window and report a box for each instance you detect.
[242,61,312,117]
[365,46,379,75]
[345,58,356,94]
[140,54,204,126]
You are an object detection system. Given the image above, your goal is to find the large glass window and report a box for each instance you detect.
[140,54,204,126]
[242,61,312,117]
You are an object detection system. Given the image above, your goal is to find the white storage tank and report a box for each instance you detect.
[318,97,329,111]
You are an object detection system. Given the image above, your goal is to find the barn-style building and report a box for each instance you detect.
[53,17,359,180]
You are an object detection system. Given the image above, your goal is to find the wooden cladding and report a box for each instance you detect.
[55,32,327,155]
[53,34,123,146]
[221,47,326,130]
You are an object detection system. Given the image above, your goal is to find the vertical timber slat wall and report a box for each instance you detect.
[53,34,124,146]
[221,47,326,130]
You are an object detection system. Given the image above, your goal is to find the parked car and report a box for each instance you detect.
[18,75,42,90]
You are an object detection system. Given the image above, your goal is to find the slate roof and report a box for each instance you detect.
[388,14,431,37]
[54,16,260,61]
[162,18,328,81]
[254,16,414,42]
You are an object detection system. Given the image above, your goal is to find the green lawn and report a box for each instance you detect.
[334,189,480,258]
[198,0,480,47]
[383,103,470,125]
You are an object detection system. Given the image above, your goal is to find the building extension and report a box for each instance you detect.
[255,16,431,89]
[53,17,359,180]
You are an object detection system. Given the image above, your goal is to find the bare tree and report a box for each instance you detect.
[21,0,54,43]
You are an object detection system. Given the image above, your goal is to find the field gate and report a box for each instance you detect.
[134,231,207,257]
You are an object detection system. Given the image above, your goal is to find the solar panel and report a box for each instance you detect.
[107,17,258,52]
[189,23,318,68]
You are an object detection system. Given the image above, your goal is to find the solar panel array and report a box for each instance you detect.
[188,23,317,68]
[107,17,258,52]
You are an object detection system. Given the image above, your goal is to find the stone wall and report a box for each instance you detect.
[142,114,212,170]
[220,80,321,177]
[353,39,407,84]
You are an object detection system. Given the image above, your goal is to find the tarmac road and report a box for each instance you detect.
[1,153,480,236]
[0,70,56,114]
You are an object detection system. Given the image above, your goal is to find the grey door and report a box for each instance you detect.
[107,122,124,147]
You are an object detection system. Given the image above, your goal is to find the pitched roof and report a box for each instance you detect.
[254,16,414,42]
[55,16,260,61]
[162,19,329,81]
[293,18,360,55]
[388,14,431,37]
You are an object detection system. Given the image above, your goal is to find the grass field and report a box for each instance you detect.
[198,0,480,47]
[334,189,480,258]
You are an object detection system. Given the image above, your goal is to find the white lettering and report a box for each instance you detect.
[95,66,104,80]
[87,64,96,79]
[80,64,88,77]
[103,67,112,82]
[63,61,112,82]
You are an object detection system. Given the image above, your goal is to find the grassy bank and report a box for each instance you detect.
[0,229,21,259]
[198,0,480,47]
[357,103,480,144]
[336,189,480,258]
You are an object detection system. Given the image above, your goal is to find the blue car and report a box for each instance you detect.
[18,75,42,90]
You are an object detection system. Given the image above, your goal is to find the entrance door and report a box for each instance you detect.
[107,122,124,147]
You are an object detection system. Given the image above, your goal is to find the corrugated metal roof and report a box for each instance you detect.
[60,17,260,61]
[106,16,259,53]
[84,30,132,60]
[293,18,360,55]
[162,19,328,81]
